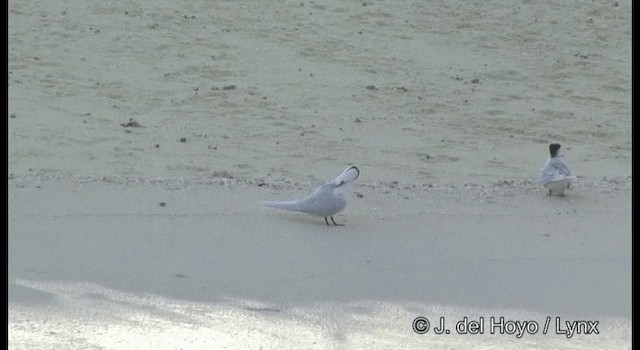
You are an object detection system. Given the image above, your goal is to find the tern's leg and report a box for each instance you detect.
[330,217,344,226]
[324,217,330,226]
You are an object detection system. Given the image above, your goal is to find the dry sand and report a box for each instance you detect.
[8,0,631,349]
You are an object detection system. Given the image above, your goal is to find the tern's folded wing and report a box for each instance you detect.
[264,199,305,212]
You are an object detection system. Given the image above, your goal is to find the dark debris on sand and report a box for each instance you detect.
[120,118,144,128]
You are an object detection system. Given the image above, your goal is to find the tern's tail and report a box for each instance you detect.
[264,200,304,212]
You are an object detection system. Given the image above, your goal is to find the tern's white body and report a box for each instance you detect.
[540,155,574,196]
[265,166,359,225]
[544,176,575,196]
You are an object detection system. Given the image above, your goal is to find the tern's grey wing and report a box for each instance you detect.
[295,183,345,217]
[264,185,328,214]
[264,199,306,212]
[265,183,345,217]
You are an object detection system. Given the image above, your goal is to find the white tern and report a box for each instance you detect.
[265,165,360,225]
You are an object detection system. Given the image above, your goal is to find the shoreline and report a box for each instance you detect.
[9,174,631,348]
[8,170,633,193]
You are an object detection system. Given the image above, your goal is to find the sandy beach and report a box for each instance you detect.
[9,0,631,349]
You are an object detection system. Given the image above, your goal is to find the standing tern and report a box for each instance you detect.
[265,165,360,225]
[539,143,574,196]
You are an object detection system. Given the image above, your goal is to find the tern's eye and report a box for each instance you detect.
[337,181,344,187]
